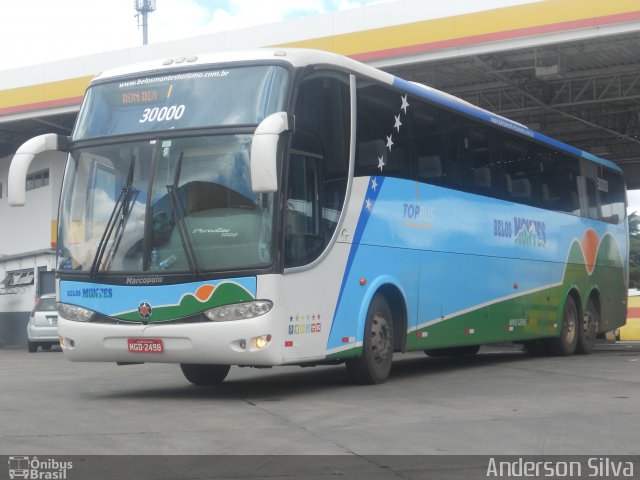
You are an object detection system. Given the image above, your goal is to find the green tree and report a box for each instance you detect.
[629,212,640,288]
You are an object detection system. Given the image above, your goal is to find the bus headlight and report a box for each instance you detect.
[58,303,95,322]
[204,300,273,321]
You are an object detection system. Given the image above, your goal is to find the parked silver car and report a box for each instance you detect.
[27,294,59,352]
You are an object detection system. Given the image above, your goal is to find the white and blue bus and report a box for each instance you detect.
[9,49,628,385]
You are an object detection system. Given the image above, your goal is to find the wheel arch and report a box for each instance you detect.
[586,287,601,313]
[357,276,409,353]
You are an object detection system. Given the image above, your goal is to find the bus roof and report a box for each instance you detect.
[92,48,620,173]
[91,48,395,86]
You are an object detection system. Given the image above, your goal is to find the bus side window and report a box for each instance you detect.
[356,80,413,179]
[501,134,540,206]
[414,100,462,187]
[560,155,581,215]
[538,148,580,214]
[599,167,626,224]
[578,159,602,220]
[357,139,387,173]
[463,120,502,197]
[417,155,443,182]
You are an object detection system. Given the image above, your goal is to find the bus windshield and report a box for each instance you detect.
[57,135,274,273]
[73,65,289,140]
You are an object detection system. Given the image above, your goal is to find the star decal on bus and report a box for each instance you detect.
[400,94,409,113]
[377,155,386,171]
[394,114,402,132]
[386,135,394,151]
[371,178,378,191]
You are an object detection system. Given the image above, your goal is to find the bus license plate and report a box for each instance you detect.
[127,338,164,353]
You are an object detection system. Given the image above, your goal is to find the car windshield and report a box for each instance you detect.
[57,135,275,273]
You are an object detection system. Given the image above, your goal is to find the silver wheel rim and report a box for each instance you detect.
[565,303,577,345]
[584,306,598,339]
[370,313,392,365]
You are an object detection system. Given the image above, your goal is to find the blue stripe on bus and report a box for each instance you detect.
[329,176,385,341]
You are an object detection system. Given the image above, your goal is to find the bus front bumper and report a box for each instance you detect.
[57,316,284,366]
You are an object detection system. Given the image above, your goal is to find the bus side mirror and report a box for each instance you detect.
[9,133,69,206]
[250,112,289,193]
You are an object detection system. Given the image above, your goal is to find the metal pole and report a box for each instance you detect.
[142,11,148,45]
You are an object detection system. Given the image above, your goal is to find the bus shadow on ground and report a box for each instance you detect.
[91,343,637,401]
[93,348,538,401]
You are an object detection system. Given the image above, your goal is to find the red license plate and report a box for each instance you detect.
[127,338,164,353]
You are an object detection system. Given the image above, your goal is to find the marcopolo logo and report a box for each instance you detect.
[125,276,163,285]
[8,456,73,479]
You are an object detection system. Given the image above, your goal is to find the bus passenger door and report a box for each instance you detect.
[280,70,352,362]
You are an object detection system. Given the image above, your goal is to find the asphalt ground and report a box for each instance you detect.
[0,342,638,479]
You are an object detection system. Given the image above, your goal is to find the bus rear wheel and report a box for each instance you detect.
[577,297,598,355]
[546,295,578,356]
[180,364,230,386]
[346,294,394,385]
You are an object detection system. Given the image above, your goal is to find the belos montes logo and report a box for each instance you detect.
[138,301,153,319]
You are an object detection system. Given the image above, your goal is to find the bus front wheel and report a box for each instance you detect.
[180,364,230,386]
[346,294,394,385]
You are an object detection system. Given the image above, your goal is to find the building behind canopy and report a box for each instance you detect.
[1,0,639,345]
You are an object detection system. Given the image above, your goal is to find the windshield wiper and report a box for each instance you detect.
[90,158,138,276]
[166,152,201,275]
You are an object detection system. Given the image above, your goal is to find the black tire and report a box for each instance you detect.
[180,364,230,386]
[346,294,394,385]
[546,295,578,356]
[577,297,598,354]
[27,341,38,353]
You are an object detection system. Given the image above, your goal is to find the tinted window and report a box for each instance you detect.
[414,101,463,187]
[501,135,540,206]
[353,80,626,224]
[463,120,505,197]
[356,81,413,179]
[599,167,626,224]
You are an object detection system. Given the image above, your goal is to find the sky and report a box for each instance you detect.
[0,0,389,69]
[629,191,640,216]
